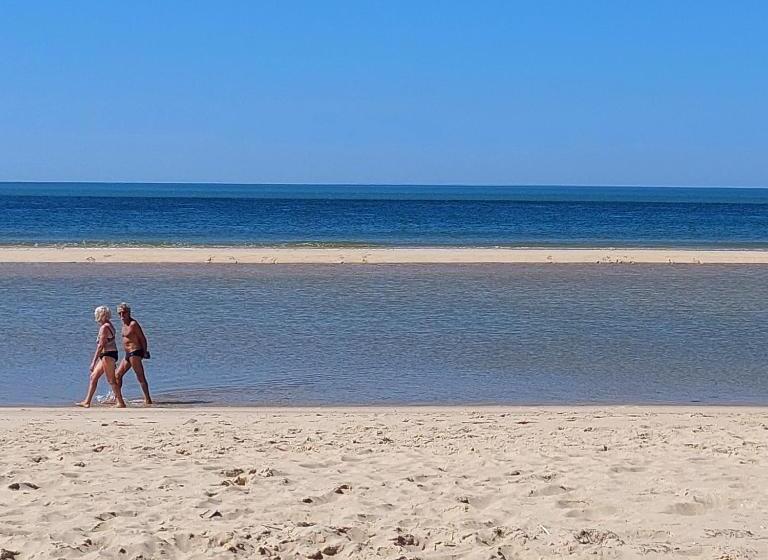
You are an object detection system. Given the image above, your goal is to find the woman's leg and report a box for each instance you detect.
[78,361,105,407]
[103,357,127,408]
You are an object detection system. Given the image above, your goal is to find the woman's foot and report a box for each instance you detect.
[114,402,127,408]
[75,401,91,408]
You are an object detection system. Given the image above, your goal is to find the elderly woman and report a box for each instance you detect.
[77,305,127,408]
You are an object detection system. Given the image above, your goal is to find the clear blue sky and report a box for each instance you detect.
[1,1,766,186]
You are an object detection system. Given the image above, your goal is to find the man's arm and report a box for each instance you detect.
[135,322,149,354]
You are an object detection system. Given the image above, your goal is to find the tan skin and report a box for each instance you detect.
[77,319,127,408]
[115,309,152,405]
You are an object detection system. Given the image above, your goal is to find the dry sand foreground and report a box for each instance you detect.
[1,407,766,560]
[3,246,768,264]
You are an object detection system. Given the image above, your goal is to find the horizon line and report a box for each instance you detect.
[1,180,767,190]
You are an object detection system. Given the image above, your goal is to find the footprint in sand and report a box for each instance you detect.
[664,501,711,516]
[609,465,646,473]
[556,499,588,509]
[565,505,618,520]
[529,484,571,497]
[458,494,497,510]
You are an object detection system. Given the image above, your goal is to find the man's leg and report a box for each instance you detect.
[129,356,152,405]
[115,358,131,390]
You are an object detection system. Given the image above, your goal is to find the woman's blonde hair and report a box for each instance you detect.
[94,305,112,323]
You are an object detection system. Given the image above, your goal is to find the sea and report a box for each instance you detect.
[1,183,767,406]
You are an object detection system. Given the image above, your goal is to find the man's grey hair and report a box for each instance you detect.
[117,302,131,314]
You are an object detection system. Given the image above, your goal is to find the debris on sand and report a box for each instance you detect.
[322,544,340,556]
[392,534,418,547]
[334,484,351,494]
[250,467,274,478]
[200,509,223,519]
[574,529,625,546]
[8,482,39,490]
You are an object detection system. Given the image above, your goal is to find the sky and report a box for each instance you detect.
[0,1,766,186]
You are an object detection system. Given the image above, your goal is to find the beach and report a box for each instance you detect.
[3,246,768,264]
[1,406,766,559]
[3,188,768,559]
[4,0,768,556]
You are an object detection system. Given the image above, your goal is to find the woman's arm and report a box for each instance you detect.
[91,325,107,371]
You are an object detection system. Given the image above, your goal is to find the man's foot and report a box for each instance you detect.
[114,403,127,408]
[75,401,91,408]
[144,400,153,407]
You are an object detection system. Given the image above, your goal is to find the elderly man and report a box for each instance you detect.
[115,302,153,405]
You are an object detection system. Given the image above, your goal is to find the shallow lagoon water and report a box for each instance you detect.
[0,264,766,406]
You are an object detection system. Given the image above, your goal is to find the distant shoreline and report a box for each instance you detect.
[2,246,768,264]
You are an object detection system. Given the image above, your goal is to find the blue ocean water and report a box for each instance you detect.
[2,184,767,406]
[1,264,767,406]
[1,183,768,247]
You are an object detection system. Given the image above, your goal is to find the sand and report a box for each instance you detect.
[1,406,766,559]
[2,246,768,264]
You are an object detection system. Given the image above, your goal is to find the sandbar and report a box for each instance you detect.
[2,246,768,264]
